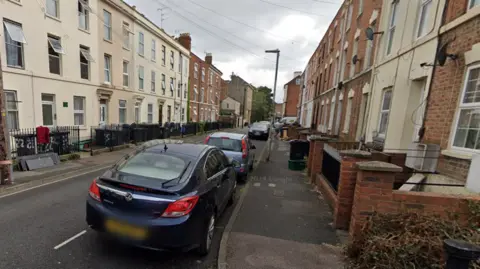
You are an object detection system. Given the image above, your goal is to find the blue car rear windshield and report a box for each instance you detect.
[118,152,187,181]
[207,137,242,152]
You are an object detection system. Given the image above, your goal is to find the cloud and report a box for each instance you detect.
[124,0,341,103]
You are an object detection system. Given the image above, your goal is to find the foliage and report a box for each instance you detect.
[346,208,480,269]
[251,86,274,122]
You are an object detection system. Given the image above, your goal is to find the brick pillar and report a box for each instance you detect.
[307,139,316,176]
[309,136,330,183]
[333,150,372,230]
[349,161,402,241]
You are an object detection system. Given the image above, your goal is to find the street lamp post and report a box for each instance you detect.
[265,49,280,162]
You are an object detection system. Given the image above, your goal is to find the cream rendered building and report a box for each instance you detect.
[1,0,100,139]
[364,0,446,150]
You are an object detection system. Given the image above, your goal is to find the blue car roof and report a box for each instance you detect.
[147,143,211,157]
[209,132,245,140]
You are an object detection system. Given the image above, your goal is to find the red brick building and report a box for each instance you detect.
[283,73,301,117]
[309,0,382,140]
[177,33,222,122]
[422,1,480,182]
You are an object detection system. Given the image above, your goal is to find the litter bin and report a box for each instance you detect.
[289,139,310,160]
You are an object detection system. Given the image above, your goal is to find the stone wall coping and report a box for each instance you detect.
[299,130,311,134]
[309,135,330,141]
[339,150,372,159]
[356,161,403,172]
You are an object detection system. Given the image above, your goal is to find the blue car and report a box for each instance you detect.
[205,132,256,181]
[86,140,238,255]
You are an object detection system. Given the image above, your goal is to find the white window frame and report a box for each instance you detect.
[170,77,174,96]
[151,39,156,62]
[469,0,480,9]
[451,64,480,152]
[358,0,364,16]
[377,88,393,138]
[4,90,19,130]
[340,49,347,81]
[194,63,199,79]
[346,4,353,30]
[138,66,144,90]
[138,32,144,56]
[151,70,156,92]
[161,74,166,94]
[201,68,205,82]
[119,100,127,124]
[147,103,153,123]
[201,87,205,103]
[350,39,358,77]
[48,35,64,75]
[386,0,398,55]
[78,0,90,31]
[46,0,59,18]
[328,97,336,130]
[416,0,433,39]
[122,22,131,49]
[104,54,111,83]
[3,20,27,69]
[193,85,198,101]
[161,45,166,65]
[364,38,373,70]
[73,96,86,126]
[103,10,112,41]
[343,96,353,133]
[134,102,141,123]
[170,50,174,70]
[80,45,91,80]
[123,60,129,87]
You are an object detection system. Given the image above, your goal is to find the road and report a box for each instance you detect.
[0,131,267,269]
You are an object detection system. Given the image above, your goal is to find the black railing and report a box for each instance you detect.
[9,126,81,158]
[321,144,341,192]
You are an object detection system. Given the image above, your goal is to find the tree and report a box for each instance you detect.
[251,86,274,122]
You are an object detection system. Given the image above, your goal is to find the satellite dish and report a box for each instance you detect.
[365,27,375,41]
[436,41,457,66]
[352,55,359,65]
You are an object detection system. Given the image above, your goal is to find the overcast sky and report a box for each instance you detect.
[124,0,341,103]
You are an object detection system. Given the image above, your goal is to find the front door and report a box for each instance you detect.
[158,104,163,125]
[41,94,56,127]
[99,100,108,125]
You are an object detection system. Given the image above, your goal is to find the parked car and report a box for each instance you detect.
[279,117,297,126]
[248,122,270,140]
[86,140,238,256]
[204,132,256,181]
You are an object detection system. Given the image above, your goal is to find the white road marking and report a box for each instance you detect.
[53,230,87,250]
[268,183,276,188]
[253,183,261,187]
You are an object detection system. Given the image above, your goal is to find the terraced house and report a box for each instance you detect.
[0,0,189,139]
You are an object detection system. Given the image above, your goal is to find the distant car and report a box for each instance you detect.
[248,122,270,140]
[204,132,256,181]
[86,140,238,256]
[279,117,297,126]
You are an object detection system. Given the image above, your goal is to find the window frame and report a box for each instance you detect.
[343,96,353,133]
[122,22,131,49]
[377,88,393,138]
[416,0,433,39]
[147,103,153,123]
[386,0,398,55]
[104,54,112,83]
[201,67,205,82]
[123,60,129,87]
[79,45,91,80]
[138,32,145,56]
[194,63,199,79]
[161,45,166,65]
[161,74,166,95]
[170,50,174,70]
[119,99,127,124]
[151,70,156,92]
[103,10,112,41]
[4,90,19,130]
[350,38,358,77]
[170,77,174,96]
[151,39,156,62]
[46,0,59,18]
[468,0,480,9]
[48,35,64,75]
[78,0,90,31]
[138,65,144,90]
[73,96,86,126]
[450,64,480,152]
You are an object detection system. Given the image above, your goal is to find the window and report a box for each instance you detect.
[122,22,130,49]
[193,85,198,101]
[343,97,353,133]
[469,0,480,9]
[119,152,187,181]
[138,66,144,90]
[335,98,343,134]
[151,39,156,61]
[184,84,187,99]
[346,4,353,29]
[73,96,85,126]
[333,56,339,84]
[170,51,174,69]
[200,87,205,102]
[328,97,335,130]
[103,10,112,41]
[161,45,166,65]
[194,63,199,79]
[46,0,59,18]
[104,54,111,83]
[209,71,213,85]
[3,20,26,68]
[167,105,171,122]
[161,74,166,95]
[42,94,55,126]
[4,91,19,130]
[177,81,181,97]
[151,71,156,92]
[350,39,358,77]
[170,77,174,96]
[48,35,64,75]
[452,65,480,150]
[340,49,347,81]
[386,1,398,55]
[179,54,183,73]
[358,0,363,15]
[364,38,373,70]
[147,104,153,123]
[134,102,140,123]
[417,0,432,38]
[80,45,93,80]
[78,0,90,31]
[119,100,127,124]
[295,78,301,85]
[202,68,205,82]
[181,107,185,121]
[138,32,144,56]
[123,61,129,87]
[378,89,392,137]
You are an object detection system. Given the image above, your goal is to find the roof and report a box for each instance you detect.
[209,132,245,140]
[284,75,301,86]
[147,143,210,158]
[222,96,241,104]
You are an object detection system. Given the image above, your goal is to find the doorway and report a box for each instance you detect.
[158,104,163,125]
[99,99,108,125]
[41,94,56,127]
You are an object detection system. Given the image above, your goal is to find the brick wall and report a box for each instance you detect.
[349,161,479,240]
[422,15,480,181]
[284,79,301,117]
[444,0,469,24]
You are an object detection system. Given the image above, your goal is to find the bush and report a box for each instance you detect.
[346,206,480,269]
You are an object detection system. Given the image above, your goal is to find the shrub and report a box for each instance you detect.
[346,206,480,269]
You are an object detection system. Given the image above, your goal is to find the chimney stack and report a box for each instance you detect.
[293,71,302,78]
[177,33,191,51]
[205,53,213,65]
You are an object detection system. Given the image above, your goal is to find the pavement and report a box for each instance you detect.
[220,137,345,269]
[0,127,267,269]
